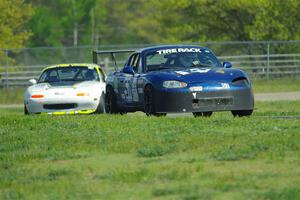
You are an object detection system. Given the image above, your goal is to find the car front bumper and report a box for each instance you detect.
[25,96,100,114]
[153,85,254,113]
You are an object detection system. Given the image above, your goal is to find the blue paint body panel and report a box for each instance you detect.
[105,45,254,114]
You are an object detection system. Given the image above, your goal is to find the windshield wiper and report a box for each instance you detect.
[147,66,174,71]
[189,63,212,68]
[60,79,77,81]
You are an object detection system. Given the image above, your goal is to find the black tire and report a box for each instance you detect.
[24,104,29,115]
[95,93,105,114]
[144,85,166,117]
[105,86,118,114]
[119,111,127,115]
[193,111,213,117]
[231,110,253,117]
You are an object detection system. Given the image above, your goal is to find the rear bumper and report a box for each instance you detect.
[153,87,254,113]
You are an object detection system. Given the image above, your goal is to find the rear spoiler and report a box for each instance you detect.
[92,50,136,71]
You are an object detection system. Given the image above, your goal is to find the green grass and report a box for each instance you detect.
[1,101,300,199]
[0,78,299,104]
[0,88,25,104]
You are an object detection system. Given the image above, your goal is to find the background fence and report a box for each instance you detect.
[1,41,300,87]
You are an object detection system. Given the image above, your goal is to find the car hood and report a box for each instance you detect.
[26,81,100,93]
[148,67,247,83]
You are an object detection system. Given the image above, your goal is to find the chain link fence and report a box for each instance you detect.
[1,41,300,87]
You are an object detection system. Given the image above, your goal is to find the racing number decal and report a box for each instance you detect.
[124,77,133,102]
[131,78,139,102]
[123,76,139,103]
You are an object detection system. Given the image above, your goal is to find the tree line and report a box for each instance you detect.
[1,0,300,50]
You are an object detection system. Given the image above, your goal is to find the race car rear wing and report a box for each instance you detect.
[93,50,136,71]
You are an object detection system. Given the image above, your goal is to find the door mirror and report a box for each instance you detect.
[223,61,232,68]
[29,78,37,85]
[123,66,135,75]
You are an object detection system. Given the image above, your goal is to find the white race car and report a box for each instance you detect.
[24,63,106,115]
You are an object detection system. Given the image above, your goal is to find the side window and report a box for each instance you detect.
[137,58,143,73]
[128,54,137,67]
[132,54,140,73]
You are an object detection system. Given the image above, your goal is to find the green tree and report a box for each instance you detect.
[127,0,300,43]
[91,0,145,45]
[248,0,300,41]
[24,0,300,47]
[27,0,95,47]
[0,0,32,65]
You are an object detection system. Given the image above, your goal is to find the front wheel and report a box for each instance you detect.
[105,86,118,114]
[193,111,212,117]
[144,85,166,117]
[24,104,29,115]
[95,93,105,114]
[231,110,253,117]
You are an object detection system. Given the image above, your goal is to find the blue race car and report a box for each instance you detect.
[93,45,254,117]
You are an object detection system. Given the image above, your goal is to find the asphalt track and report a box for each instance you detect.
[255,92,300,102]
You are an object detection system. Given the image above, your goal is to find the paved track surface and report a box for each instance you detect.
[0,104,23,108]
[255,92,300,101]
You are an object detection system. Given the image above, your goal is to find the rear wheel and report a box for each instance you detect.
[144,85,166,117]
[193,111,213,117]
[231,110,253,117]
[105,86,118,114]
[95,93,105,114]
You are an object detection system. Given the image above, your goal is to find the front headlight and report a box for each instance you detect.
[163,80,187,88]
[76,92,90,96]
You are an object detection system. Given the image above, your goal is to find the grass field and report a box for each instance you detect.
[0,78,300,104]
[1,101,300,199]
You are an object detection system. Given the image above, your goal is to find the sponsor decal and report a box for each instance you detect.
[190,68,210,73]
[216,69,225,74]
[192,92,197,99]
[175,68,210,76]
[189,86,203,92]
[221,83,230,89]
[132,78,139,102]
[106,76,113,82]
[138,88,144,94]
[54,91,65,95]
[137,79,144,84]
[175,71,190,75]
[157,48,202,54]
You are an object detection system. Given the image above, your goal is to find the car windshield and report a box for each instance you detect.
[145,48,222,71]
[38,66,99,83]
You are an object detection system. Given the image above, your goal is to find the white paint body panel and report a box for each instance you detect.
[24,81,106,114]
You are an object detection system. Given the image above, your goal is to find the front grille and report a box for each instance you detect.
[192,97,233,108]
[43,103,77,110]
